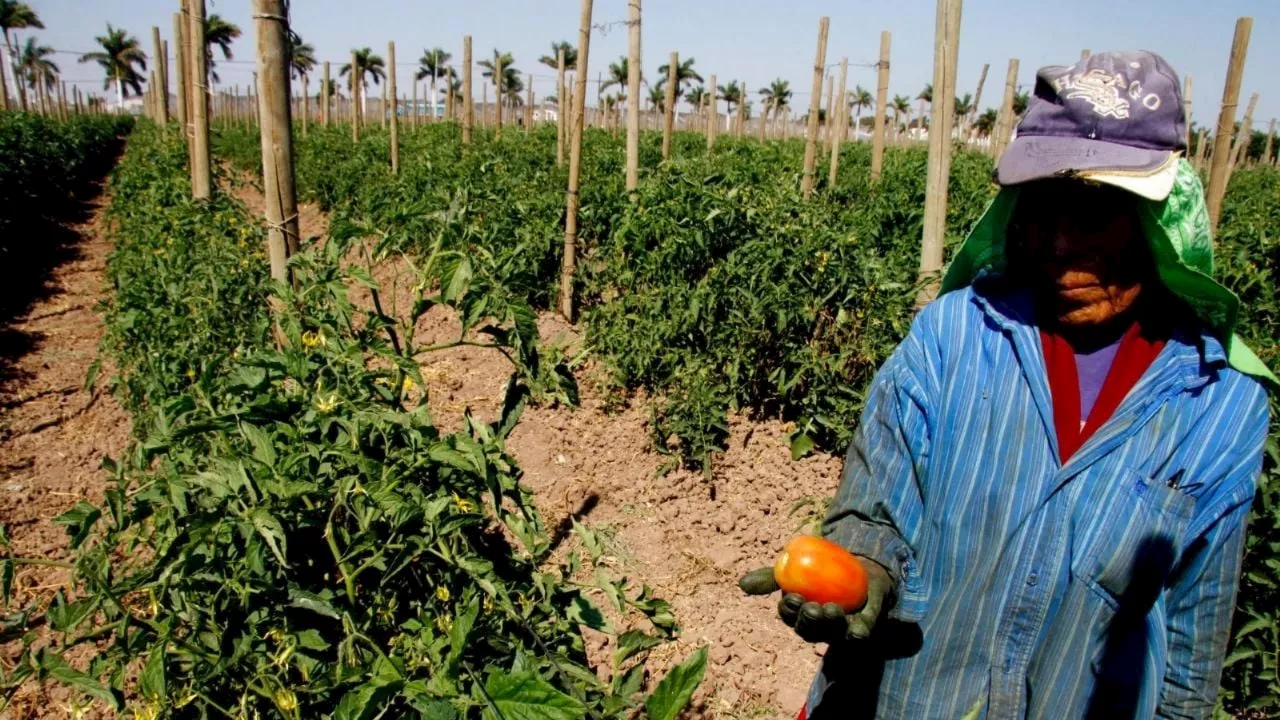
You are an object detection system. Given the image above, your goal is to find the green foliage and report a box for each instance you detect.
[1215,166,1280,716]
[0,112,132,250]
[1,125,704,719]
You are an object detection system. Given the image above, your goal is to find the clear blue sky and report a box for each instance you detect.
[23,0,1280,128]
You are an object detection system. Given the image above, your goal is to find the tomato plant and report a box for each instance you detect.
[0,123,706,719]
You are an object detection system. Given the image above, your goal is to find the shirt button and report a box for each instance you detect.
[1027,571,1039,586]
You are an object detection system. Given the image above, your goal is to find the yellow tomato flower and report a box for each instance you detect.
[301,330,327,349]
[435,614,452,632]
[273,688,298,713]
[452,492,476,513]
[315,394,339,413]
[435,586,450,603]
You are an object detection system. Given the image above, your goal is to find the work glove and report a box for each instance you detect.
[738,555,895,644]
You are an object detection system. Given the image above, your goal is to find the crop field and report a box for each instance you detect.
[2,2,1279,719]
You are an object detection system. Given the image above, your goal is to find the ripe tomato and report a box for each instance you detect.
[773,535,869,612]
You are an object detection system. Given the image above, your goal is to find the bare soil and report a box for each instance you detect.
[0,168,131,718]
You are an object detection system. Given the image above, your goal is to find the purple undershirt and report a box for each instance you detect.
[1076,339,1123,424]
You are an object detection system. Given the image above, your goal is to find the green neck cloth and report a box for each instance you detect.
[939,158,1277,388]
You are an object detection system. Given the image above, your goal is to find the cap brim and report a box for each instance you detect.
[996,135,1176,199]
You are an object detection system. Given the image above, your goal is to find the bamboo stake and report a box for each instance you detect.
[801,17,830,199]
[969,62,989,138]
[463,37,473,143]
[58,81,67,121]
[556,49,566,165]
[0,56,8,112]
[351,51,360,142]
[736,80,746,139]
[252,0,298,287]
[822,74,833,157]
[828,57,848,186]
[525,74,533,133]
[626,0,641,194]
[1182,74,1192,149]
[993,58,1018,158]
[662,51,677,160]
[493,53,503,136]
[870,31,892,181]
[388,41,399,173]
[189,0,211,199]
[380,80,386,129]
[1227,91,1258,181]
[73,86,81,115]
[322,62,330,126]
[151,26,168,121]
[1206,17,1252,232]
[707,73,717,150]
[1264,119,1276,165]
[1080,49,1091,60]
[174,9,188,135]
[562,0,594,321]
[301,74,309,135]
[1194,127,1208,170]
[918,0,962,305]
[482,82,488,129]
[412,77,418,128]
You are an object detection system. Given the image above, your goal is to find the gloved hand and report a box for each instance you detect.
[738,555,895,644]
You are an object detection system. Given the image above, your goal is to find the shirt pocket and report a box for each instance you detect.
[1075,468,1196,609]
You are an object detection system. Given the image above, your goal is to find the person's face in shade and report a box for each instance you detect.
[1009,180,1150,330]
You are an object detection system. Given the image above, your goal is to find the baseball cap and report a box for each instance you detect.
[996,51,1186,201]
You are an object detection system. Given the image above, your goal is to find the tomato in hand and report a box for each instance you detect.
[773,535,869,612]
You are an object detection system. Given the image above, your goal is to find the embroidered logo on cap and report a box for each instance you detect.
[1050,63,1164,121]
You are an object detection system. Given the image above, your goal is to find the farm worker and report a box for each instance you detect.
[742,51,1275,719]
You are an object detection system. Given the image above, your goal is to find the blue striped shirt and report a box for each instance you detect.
[810,282,1269,720]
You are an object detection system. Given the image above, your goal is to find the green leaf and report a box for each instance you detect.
[442,255,473,303]
[643,646,708,720]
[240,421,277,466]
[248,507,289,567]
[614,630,664,667]
[140,646,166,700]
[53,502,100,549]
[789,431,815,461]
[47,594,100,632]
[37,648,122,710]
[482,671,585,720]
[289,588,341,619]
[333,678,403,720]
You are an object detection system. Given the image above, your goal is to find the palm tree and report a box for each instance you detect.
[718,80,743,116]
[288,39,316,81]
[416,47,451,119]
[1,0,42,107]
[892,94,911,136]
[340,47,385,115]
[203,14,240,84]
[916,83,932,131]
[18,36,53,87]
[758,78,791,124]
[974,108,998,138]
[538,41,577,72]
[477,49,517,117]
[648,84,666,114]
[953,92,974,123]
[601,56,630,92]
[655,56,702,102]
[1013,90,1030,116]
[850,86,873,137]
[79,25,146,109]
[685,84,707,112]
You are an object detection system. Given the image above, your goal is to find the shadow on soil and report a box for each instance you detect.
[0,139,124,391]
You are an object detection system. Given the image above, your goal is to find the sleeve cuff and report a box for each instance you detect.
[825,519,927,624]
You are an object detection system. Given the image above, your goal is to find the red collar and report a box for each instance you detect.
[1040,321,1168,464]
